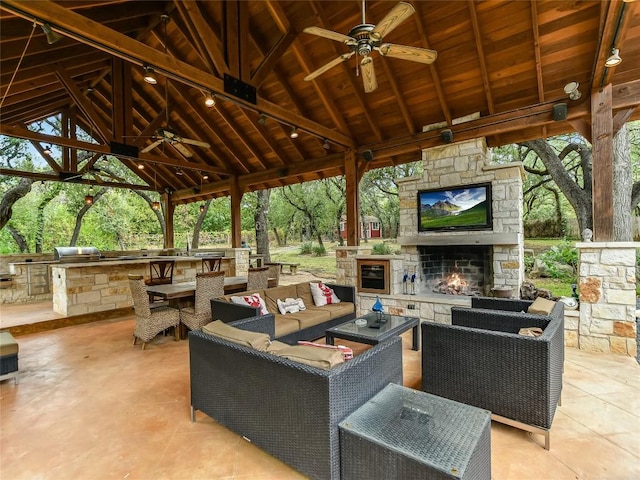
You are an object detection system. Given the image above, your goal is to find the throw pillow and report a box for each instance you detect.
[309,282,341,307]
[527,297,556,315]
[274,344,344,370]
[202,320,271,351]
[231,293,269,315]
[297,341,353,360]
[276,297,307,315]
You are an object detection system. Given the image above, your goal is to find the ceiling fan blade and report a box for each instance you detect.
[360,56,378,93]
[305,52,355,81]
[140,139,163,154]
[378,43,437,64]
[371,2,415,41]
[172,142,193,158]
[180,138,211,149]
[303,26,355,45]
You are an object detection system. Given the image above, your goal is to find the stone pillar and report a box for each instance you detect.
[577,242,638,357]
[335,246,372,286]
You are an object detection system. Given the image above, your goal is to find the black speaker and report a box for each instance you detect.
[224,73,257,105]
[110,141,139,158]
[362,150,374,161]
[441,129,453,144]
[553,103,567,121]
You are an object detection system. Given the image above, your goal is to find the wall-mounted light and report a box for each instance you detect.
[605,48,622,67]
[143,66,157,84]
[199,204,205,213]
[43,145,52,155]
[84,186,94,205]
[204,92,215,107]
[41,23,61,45]
[563,81,581,101]
[290,127,299,139]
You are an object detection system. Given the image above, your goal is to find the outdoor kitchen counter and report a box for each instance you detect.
[49,256,237,317]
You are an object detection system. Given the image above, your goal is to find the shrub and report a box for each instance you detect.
[538,241,578,281]
[300,242,313,255]
[372,242,392,255]
[312,244,326,257]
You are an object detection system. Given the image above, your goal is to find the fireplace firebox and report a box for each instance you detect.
[418,246,492,296]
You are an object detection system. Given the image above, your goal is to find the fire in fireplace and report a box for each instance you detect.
[418,246,492,296]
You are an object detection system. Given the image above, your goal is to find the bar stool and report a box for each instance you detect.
[201,256,222,273]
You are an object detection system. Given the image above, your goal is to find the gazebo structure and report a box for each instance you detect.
[0,0,638,247]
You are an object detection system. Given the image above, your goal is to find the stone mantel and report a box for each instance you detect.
[398,233,519,246]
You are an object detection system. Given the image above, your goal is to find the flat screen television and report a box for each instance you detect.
[417,183,492,232]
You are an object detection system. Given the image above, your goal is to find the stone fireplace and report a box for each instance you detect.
[418,245,491,296]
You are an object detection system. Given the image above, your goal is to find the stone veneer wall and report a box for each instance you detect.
[574,242,638,357]
[397,138,525,294]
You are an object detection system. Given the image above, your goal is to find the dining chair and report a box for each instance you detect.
[201,256,222,273]
[265,262,281,288]
[180,271,225,332]
[247,266,270,291]
[128,274,180,350]
[146,259,175,303]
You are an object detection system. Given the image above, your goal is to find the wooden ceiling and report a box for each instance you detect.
[1,0,639,205]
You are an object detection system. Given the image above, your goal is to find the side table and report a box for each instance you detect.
[339,383,491,479]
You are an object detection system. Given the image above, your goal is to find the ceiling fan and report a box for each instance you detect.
[303,1,437,93]
[140,15,210,158]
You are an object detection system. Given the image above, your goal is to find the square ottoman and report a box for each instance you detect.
[339,383,491,480]
[0,331,19,384]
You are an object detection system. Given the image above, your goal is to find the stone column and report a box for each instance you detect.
[577,242,638,357]
[335,246,372,286]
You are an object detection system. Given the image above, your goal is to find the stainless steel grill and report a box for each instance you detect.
[53,246,101,263]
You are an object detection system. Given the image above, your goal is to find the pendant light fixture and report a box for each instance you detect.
[199,204,205,213]
[84,185,94,205]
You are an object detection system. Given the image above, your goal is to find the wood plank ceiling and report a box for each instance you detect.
[1,0,639,205]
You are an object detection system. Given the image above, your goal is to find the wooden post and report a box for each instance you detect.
[591,85,614,241]
[163,192,174,249]
[230,177,243,247]
[344,150,359,246]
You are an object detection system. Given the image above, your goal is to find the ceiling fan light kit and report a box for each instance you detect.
[303,1,437,93]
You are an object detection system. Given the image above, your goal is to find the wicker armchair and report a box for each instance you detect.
[421,301,564,450]
[180,272,225,332]
[128,274,180,350]
[247,266,269,290]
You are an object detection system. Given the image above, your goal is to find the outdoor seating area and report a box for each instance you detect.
[0,305,638,479]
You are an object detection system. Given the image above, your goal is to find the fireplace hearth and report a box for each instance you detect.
[418,245,492,296]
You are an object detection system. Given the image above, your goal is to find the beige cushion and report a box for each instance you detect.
[0,332,18,356]
[202,320,271,351]
[266,340,290,354]
[527,297,556,315]
[317,301,355,319]
[284,309,331,329]
[295,282,315,306]
[274,317,300,337]
[274,344,344,370]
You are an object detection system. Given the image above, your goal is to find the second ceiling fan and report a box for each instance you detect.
[304,1,437,93]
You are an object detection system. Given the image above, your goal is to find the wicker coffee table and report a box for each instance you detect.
[339,383,492,479]
[326,312,419,350]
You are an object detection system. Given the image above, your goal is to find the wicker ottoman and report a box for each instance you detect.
[0,331,19,384]
[339,383,491,480]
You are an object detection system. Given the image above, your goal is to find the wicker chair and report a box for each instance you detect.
[180,271,225,332]
[145,259,175,303]
[421,301,564,450]
[265,262,280,288]
[247,266,269,290]
[128,274,180,350]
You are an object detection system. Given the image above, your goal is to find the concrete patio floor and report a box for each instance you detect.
[0,305,638,479]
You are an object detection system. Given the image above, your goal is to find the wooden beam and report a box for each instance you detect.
[468,1,495,113]
[613,107,637,134]
[1,0,354,148]
[230,177,243,249]
[250,31,296,88]
[591,85,614,241]
[224,0,240,78]
[0,167,155,191]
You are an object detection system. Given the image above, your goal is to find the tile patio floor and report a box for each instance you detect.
[0,305,639,479]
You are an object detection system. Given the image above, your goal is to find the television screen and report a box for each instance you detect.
[417,183,492,232]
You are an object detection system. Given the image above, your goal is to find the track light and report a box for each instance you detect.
[204,92,215,107]
[137,162,144,170]
[143,66,157,84]
[290,127,299,139]
[605,48,622,67]
[43,145,52,155]
[257,114,267,125]
[322,139,330,150]
[151,201,160,211]
[41,23,61,45]
[199,204,205,213]
[563,81,582,101]
[201,171,209,180]
[84,186,94,205]
[176,167,183,176]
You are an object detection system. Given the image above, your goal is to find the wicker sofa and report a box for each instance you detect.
[421,297,564,450]
[210,282,356,344]
[189,327,403,480]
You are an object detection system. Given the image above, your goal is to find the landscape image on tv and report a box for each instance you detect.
[418,183,491,231]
